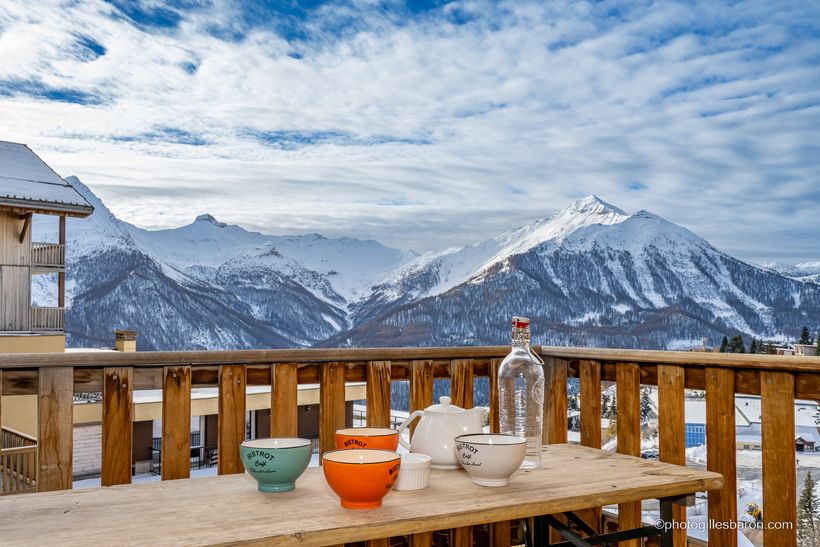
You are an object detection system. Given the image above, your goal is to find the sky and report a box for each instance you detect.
[1,0,819,263]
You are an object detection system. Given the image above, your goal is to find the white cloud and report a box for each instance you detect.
[0,0,818,261]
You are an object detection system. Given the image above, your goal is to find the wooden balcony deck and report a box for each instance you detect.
[0,346,816,546]
[30,242,65,272]
[29,306,64,331]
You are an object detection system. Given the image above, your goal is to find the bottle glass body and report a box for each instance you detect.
[498,325,545,468]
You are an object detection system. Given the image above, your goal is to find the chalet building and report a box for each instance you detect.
[0,140,93,351]
[0,140,92,445]
[795,344,818,357]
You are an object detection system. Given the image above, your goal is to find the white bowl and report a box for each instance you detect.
[454,434,527,487]
[394,453,431,491]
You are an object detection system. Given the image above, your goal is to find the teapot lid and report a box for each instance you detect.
[425,396,465,414]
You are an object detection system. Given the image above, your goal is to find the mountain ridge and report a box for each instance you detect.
[33,177,820,350]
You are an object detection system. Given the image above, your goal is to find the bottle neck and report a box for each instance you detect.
[511,327,531,350]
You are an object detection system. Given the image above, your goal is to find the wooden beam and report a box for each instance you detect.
[761,371,796,547]
[37,367,73,492]
[657,365,687,546]
[706,367,737,547]
[366,361,391,428]
[320,362,346,460]
[217,364,246,475]
[162,366,191,481]
[616,363,641,547]
[18,214,30,244]
[271,363,298,437]
[101,367,133,486]
[58,215,65,307]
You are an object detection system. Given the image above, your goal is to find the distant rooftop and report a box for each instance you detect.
[0,140,93,216]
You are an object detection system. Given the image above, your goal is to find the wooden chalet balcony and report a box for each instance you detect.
[0,346,816,545]
[29,306,64,331]
[30,242,65,272]
[1,427,37,495]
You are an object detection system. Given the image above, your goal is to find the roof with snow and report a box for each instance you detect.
[0,141,93,216]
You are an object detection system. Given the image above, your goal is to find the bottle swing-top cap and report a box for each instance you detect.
[511,316,530,329]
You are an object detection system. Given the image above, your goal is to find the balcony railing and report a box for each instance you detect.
[30,306,64,331]
[30,242,65,270]
[0,346,816,545]
[1,427,37,495]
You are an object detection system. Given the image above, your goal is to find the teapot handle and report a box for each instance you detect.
[397,410,424,450]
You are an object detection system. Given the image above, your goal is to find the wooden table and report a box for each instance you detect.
[0,444,722,546]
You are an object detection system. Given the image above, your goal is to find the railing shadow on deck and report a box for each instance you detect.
[0,346,817,546]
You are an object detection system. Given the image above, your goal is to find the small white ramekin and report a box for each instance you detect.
[394,453,432,491]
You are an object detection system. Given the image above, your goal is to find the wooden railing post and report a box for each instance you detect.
[489,358,502,434]
[762,371,797,546]
[218,364,246,475]
[366,361,391,428]
[542,357,568,544]
[544,357,568,445]
[657,365,687,546]
[706,367,737,547]
[449,358,474,547]
[449,359,473,409]
[410,360,433,436]
[616,363,641,547]
[578,360,602,533]
[37,367,73,492]
[101,367,133,486]
[320,362,345,461]
[271,363,298,437]
[162,366,191,480]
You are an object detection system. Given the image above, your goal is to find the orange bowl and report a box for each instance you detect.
[322,449,401,509]
[334,427,400,451]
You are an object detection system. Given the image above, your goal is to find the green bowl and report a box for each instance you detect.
[240,438,312,492]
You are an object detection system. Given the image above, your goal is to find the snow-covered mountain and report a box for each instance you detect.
[33,178,820,350]
[33,177,416,349]
[760,261,820,285]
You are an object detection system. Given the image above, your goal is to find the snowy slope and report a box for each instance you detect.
[340,198,820,348]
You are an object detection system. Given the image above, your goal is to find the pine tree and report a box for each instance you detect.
[750,338,759,354]
[640,387,653,422]
[798,471,819,546]
[719,336,729,353]
[800,325,812,345]
[728,335,746,353]
[602,393,611,419]
[609,395,618,418]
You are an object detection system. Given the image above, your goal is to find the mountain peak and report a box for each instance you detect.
[560,195,626,217]
[195,213,227,227]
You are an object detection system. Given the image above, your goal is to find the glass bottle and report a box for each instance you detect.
[498,316,545,468]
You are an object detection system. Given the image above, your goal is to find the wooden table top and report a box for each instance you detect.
[0,444,722,546]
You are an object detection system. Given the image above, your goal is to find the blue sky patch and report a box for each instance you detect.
[0,79,104,105]
[103,0,185,30]
[74,35,106,60]
[111,127,210,146]
[244,129,432,149]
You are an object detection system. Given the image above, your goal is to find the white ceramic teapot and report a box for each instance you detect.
[397,396,488,469]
